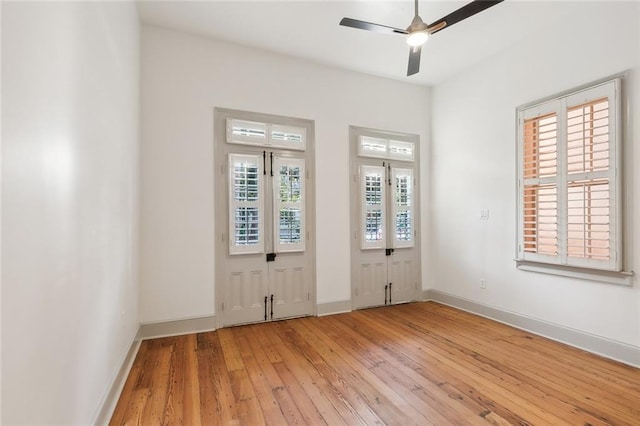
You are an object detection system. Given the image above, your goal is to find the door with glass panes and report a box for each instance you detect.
[216,111,314,327]
[351,129,420,309]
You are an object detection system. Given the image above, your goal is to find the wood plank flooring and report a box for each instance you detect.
[110,302,640,425]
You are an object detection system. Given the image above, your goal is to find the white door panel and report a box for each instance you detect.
[271,252,311,320]
[355,251,387,309]
[223,262,268,326]
[388,249,415,304]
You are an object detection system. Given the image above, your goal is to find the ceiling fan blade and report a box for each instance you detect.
[340,17,408,35]
[407,46,421,76]
[428,0,504,35]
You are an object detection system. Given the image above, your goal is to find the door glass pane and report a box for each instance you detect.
[365,211,383,241]
[279,208,301,244]
[234,163,259,202]
[279,165,301,202]
[235,207,260,245]
[274,158,305,252]
[395,174,412,242]
[365,173,384,241]
[391,168,414,248]
[365,175,383,205]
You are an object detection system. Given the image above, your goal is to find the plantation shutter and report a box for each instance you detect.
[564,82,620,270]
[273,157,305,253]
[391,167,414,249]
[360,165,386,250]
[517,79,621,271]
[228,153,264,255]
[519,103,561,264]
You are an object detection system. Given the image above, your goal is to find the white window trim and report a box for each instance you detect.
[516,76,634,284]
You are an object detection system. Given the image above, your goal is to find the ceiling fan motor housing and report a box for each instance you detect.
[407,15,429,34]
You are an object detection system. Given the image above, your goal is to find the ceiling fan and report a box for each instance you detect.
[340,0,504,76]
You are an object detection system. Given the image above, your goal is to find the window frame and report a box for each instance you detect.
[516,76,632,283]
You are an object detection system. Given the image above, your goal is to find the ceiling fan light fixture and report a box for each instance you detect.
[406,30,429,47]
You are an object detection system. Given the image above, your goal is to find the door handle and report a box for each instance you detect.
[264,296,268,321]
[270,294,274,320]
[270,152,274,176]
[263,150,267,175]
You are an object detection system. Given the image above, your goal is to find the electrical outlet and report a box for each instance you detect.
[480,209,490,220]
[480,279,487,289]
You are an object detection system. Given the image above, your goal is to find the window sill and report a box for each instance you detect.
[515,259,634,286]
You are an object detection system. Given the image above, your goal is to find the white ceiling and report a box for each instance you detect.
[137,1,578,86]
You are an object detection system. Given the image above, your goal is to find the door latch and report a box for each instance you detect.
[385,248,395,256]
[266,253,277,262]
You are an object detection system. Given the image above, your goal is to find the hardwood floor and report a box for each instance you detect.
[110,302,640,425]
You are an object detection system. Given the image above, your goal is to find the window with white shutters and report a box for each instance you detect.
[517,78,621,272]
[229,153,264,255]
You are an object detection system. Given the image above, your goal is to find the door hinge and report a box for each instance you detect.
[221,302,224,311]
[307,292,310,301]
[355,288,359,296]
[221,232,225,243]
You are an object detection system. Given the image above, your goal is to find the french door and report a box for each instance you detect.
[350,128,421,309]
[215,110,315,327]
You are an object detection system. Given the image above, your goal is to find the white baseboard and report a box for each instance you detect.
[423,289,640,368]
[139,315,217,340]
[317,299,352,316]
[93,332,141,426]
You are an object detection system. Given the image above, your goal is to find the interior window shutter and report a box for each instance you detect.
[228,153,264,255]
[564,80,620,271]
[273,157,305,253]
[360,165,386,250]
[391,167,414,249]
[518,102,562,264]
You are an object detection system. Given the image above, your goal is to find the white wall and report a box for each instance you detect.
[430,2,640,348]
[140,26,430,323]
[1,2,140,424]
